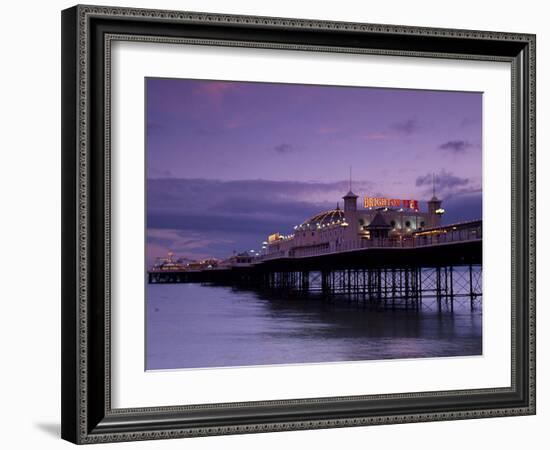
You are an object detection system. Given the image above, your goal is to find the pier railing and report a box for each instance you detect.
[260,224,482,261]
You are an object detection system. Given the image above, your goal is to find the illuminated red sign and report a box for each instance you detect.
[364,197,419,211]
[403,199,419,210]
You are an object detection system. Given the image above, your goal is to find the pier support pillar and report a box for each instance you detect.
[469,264,475,310]
[449,266,454,312]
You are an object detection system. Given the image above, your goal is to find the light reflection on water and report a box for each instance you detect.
[146,283,482,370]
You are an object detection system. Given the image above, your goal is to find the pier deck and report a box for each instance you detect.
[148,235,482,311]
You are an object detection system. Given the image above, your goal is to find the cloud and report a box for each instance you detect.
[415,170,470,194]
[318,119,419,143]
[146,183,325,262]
[317,126,343,135]
[147,228,237,264]
[359,118,420,141]
[192,81,238,109]
[414,170,481,224]
[223,119,241,130]
[273,143,295,154]
[148,178,374,206]
[438,140,472,153]
[148,229,234,253]
[146,177,374,240]
[390,118,419,135]
[148,211,306,236]
[360,131,399,141]
[193,81,235,98]
[441,192,482,224]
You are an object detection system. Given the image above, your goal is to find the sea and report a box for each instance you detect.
[146,278,482,370]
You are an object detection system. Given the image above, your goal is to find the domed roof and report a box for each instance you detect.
[298,208,346,229]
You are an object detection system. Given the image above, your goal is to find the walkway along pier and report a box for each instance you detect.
[148,222,482,311]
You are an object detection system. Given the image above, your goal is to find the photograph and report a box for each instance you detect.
[145,78,483,371]
[56,2,536,445]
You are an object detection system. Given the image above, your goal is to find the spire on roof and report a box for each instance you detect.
[343,166,358,198]
[343,168,358,211]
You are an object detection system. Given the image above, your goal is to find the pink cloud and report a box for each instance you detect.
[359,131,400,141]
[318,127,402,141]
[193,81,237,107]
[147,228,235,266]
[223,118,241,130]
[317,126,343,135]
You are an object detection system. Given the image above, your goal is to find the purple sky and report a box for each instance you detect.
[146,78,482,264]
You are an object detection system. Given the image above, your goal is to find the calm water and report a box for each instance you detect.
[146,281,482,370]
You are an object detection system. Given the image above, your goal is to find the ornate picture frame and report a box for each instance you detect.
[61,4,535,444]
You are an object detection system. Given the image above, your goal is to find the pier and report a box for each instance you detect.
[148,221,482,311]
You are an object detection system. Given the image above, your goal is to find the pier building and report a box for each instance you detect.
[264,188,445,258]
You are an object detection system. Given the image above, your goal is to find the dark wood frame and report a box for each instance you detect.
[61,4,536,444]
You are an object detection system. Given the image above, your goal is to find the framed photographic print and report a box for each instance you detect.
[61,4,536,444]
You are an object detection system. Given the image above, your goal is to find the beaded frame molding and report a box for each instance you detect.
[61,4,536,444]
